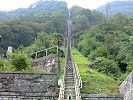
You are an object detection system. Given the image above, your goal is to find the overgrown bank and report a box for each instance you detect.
[72,48,119,94]
[77,14,133,83]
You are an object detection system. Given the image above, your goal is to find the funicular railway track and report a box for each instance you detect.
[58,6,82,100]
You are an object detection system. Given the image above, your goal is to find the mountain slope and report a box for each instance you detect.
[0,0,103,50]
[72,48,119,94]
[97,1,133,16]
[0,0,67,19]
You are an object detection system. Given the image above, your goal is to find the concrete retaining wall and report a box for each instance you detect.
[0,96,58,100]
[0,73,58,99]
[82,94,123,100]
[32,54,58,74]
[119,71,133,100]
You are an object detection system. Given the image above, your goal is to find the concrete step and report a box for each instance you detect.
[65,71,73,74]
[65,79,74,84]
[65,80,74,84]
[65,85,75,89]
[64,94,76,100]
[64,96,76,99]
[65,83,74,87]
[65,76,74,79]
[64,89,75,92]
[64,63,77,100]
[65,80,74,83]
[64,86,76,99]
[65,74,74,77]
[65,73,74,75]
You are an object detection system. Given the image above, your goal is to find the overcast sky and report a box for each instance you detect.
[0,0,122,11]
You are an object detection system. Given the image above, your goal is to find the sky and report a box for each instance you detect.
[66,0,115,9]
[0,0,123,11]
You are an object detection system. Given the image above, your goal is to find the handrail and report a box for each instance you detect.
[72,61,82,100]
[74,64,82,89]
[58,65,66,100]
[58,77,64,100]
[28,46,58,58]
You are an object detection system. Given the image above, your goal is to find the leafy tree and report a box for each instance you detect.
[22,32,61,54]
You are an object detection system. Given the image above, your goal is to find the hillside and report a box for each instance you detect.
[0,0,132,95]
[77,14,133,84]
[97,1,133,16]
[0,0,103,51]
[0,0,67,19]
[72,48,119,94]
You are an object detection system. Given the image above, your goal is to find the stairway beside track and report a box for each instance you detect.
[64,61,76,100]
[58,5,82,100]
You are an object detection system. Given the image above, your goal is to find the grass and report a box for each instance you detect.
[72,48,91,65]
[71,48,119,94]
[58,57,65,79]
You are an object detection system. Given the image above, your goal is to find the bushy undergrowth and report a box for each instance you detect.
[90,57,121,80]
[11,52,31,71]
[0,52,45,73]
[0,52,31,72]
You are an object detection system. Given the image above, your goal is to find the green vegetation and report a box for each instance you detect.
[0,1,103,51]
[59,57,65,79]
[11,52,31,71]
[0,31,61,73]
[71,6,103,39]
[0,0,132,95]
[72,48,90,65]
[0,60,15,72]
[72,48,119,94]
[22,32,61,54]
[77,14,133,82]
[0,52,45,73]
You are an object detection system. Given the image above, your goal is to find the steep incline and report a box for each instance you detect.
[63,7,82,100]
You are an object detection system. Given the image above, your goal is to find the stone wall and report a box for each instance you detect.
[82,94,123,100]
[0,96,58,100]
[0,73,58,99]
[119,71,133,100]
[32,54,58,74]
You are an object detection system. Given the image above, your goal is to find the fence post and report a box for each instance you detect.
[46,49,48,57]
[35,52,38,59]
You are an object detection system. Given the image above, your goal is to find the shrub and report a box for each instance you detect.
[0,60,4,70]
[11,52,31,71]
[89,46,108,59]
[91,57,121,79]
